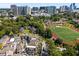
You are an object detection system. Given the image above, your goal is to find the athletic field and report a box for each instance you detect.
[52,26,79,42]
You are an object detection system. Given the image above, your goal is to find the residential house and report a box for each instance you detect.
[28,26,37,34]
[25,46,36,56]
[0,35,10,49]
[25,37,38,56]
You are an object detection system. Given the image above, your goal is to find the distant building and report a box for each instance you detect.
[31,6,56,16]
[59,6,70,12]
[71,8,79,13]
[32,7,39,11]
[70,3,76,11]
[18,6,25,16]
[0,8,10,16]
[11,5,18,16]
[47,6,56,15]
[55,9,59,14]
[31,7,39,14]
[18,6,31,16]
[27,7,31,15]
[40,6,48,13]
[11,5,31,16]
[0,11,8,16]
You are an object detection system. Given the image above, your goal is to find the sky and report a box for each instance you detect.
[0,3,79,8]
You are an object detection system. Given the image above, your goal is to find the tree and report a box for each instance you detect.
[75,43,79,56]
[49,48,62,56]
[54,38,63,45]
[76,15,79,19]
[28,19,45,37]
[63,46,77,56]
[46,39,62,56]
[42,29,52,38]
[50,15,60,21]
[0,30,5,38]
[9,31,14,35]
[16,16,25,22]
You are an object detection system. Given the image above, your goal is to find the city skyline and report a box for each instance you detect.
[0,3,79,8]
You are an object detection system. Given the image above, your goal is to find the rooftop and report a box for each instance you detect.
[26,46,36,49]
[0,35,10,43]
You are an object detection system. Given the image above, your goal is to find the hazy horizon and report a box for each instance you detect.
[0,3,79,8]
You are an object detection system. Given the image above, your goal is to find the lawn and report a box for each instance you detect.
[52,26,79,42]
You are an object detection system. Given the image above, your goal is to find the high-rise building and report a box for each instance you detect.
[59,6,70,12]
[18,6,26,16]
[11,5,31,16]
[11,5,18,16]
[40,6,48,13]
[47,6,56,15]
[31,7,39,14]
[32,7,39,11]
[27,6,31,15]
[18,6,31,16]
[70,3,76,11]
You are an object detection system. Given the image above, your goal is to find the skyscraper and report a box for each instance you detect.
[47,6,56,15]
[18,6,26,16]
[32,7,39,11]
[40,6,48,13]
[11,5,18,16]
[70,3,76,11]
[27,6,31,15]
[31,7,39,14]
[59,6,70,12]
[18,6,31,16]
[11,5,31,16]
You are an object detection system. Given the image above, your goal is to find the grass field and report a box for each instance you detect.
[52,26,79,42]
